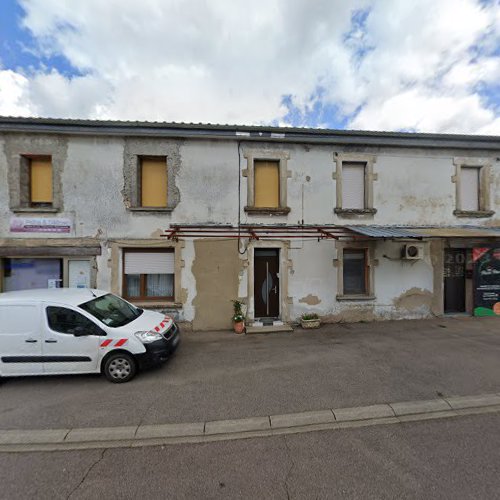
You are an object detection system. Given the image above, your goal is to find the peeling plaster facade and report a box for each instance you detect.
[0,118,499,330]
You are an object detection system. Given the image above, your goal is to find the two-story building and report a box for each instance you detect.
[0,117,499,330]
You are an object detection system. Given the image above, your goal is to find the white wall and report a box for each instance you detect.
[1,133,499,325]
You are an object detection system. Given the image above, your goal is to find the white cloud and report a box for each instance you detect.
[0,70,33,116]
[350,89,497,134]
[2,0,498,133]
[347,0,500,132]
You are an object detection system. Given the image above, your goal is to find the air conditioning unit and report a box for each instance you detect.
[401,243,424,260]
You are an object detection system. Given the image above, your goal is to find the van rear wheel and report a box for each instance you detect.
[103,352,136,383]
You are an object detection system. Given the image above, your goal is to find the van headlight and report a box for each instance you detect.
[134,330,163,343]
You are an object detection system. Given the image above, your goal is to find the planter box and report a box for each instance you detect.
[300,318,321,329]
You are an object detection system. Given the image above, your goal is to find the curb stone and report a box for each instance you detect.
[270,410,335,429]
[65,426,138,442]
[333,404,394,421]
[390,398,451,416]
[136,422,204,439]
[444,394,500,410]
[1,393,500,452]
[205,416,270,435]
[0,429,70,445]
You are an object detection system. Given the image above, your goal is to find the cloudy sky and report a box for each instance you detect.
[0,0,499,133]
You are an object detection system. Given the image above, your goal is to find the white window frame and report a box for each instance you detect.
[122,248,175,302]
[333,153,377,215]
[452,157,494,217]
[334,241,376,300]
[115,241,183,307]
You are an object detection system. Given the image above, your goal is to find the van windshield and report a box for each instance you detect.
[79,294,143,328]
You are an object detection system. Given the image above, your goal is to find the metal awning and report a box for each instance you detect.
[413,226,500,238]
[163,224,365,240]
[345,226,423,239]
[163,224,500,241]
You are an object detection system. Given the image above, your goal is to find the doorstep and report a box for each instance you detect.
[246,323,294,334]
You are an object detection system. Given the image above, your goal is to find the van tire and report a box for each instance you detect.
[103,352,136,383]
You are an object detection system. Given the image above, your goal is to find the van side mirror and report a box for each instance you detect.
[72,326,88,337]
[72,325,105,337]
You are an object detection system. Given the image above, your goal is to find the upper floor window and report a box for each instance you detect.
[243,149,291,215]
[334,153,377,216]
[29,156,53,207]
[453,157,494,218]
[123,139,180,212]
[9,152,61,213]
[5,135,64,213]
[254,160,280,208]
[342,162,366,210]
[140,157,167,208]
[460,167,480,212]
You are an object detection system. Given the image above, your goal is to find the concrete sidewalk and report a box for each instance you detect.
[2,392,500,452]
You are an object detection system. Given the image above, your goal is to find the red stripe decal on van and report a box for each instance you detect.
[100,339,112,348]
[114,338,127,347]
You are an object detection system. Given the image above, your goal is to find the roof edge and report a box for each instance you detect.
[0,116,499,149]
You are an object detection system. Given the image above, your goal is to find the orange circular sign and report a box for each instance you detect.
[493,302,500,315]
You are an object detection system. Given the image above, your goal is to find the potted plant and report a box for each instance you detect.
[300,313,321,329]
[231,300,245,334]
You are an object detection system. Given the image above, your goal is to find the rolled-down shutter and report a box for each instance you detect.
[141,158,167,207]
[30,158,53,203]
[254,160,280,207]
[124,251,174,274]
[460,167,480,211]
[342,162,365,209]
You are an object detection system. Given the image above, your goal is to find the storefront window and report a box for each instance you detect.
[2,258,62,291]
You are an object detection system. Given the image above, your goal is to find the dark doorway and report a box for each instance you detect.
[444,249,466,313]
[254,249,280,318]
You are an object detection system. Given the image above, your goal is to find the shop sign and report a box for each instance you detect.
[10,217,72,234]
[473,247,500,316]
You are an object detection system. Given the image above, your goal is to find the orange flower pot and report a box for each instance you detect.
[233,321,245,334]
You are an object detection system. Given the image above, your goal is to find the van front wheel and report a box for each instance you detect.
[103,352,136,383]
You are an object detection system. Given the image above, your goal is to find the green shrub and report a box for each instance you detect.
[232,300,245,322]
[301,313,319,321]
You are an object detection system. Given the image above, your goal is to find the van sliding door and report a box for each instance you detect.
[0,304,43,375]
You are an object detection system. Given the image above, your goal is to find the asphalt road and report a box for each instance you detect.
[1,316,500,430]
[1,413,500,499]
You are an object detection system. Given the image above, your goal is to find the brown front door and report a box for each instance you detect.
[254,249,280,318]
[444,249,466,313]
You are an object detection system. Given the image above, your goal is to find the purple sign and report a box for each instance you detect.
[10,217,72,234]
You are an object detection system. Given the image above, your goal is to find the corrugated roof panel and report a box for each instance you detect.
[345,226,423,238]
[345,225,500,239]
[415,226,500,238]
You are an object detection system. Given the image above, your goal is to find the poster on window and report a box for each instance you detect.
[473,247,500,317]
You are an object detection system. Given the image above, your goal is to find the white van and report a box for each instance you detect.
[0,288,180,383]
